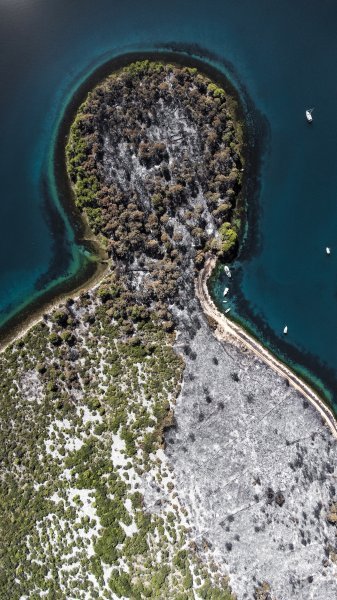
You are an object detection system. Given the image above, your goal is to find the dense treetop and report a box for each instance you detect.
[67,60,244,321]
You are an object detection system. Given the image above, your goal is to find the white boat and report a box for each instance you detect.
[223,300,228,303]
[223,287,229,296]
[305,108,314,122]
[224,265,231,278]
[283,326,288,334]
[326,247,331,255]
[225,308,231,314]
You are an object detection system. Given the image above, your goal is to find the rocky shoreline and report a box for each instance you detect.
[196,257,337,440]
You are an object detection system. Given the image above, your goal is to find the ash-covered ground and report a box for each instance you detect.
[166,301,337,600]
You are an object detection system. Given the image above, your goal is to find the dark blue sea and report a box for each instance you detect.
[1,0,337,409]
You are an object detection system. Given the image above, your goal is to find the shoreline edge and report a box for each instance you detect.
[196,256,337,440]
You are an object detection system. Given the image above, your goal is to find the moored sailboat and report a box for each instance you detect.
[305,108,314,122]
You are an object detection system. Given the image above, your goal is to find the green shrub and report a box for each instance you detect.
[109,570,132,597]
[151,565,170,590]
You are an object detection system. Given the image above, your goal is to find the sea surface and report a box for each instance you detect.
[1,0,337,409]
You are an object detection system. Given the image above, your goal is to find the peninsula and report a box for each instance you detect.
[1,58,337,600]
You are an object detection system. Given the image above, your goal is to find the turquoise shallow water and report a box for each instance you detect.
[1,0,337,409]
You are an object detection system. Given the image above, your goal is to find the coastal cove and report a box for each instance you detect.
[210,266,337,414]
[2,0,337,411]
[203,259,337,436]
